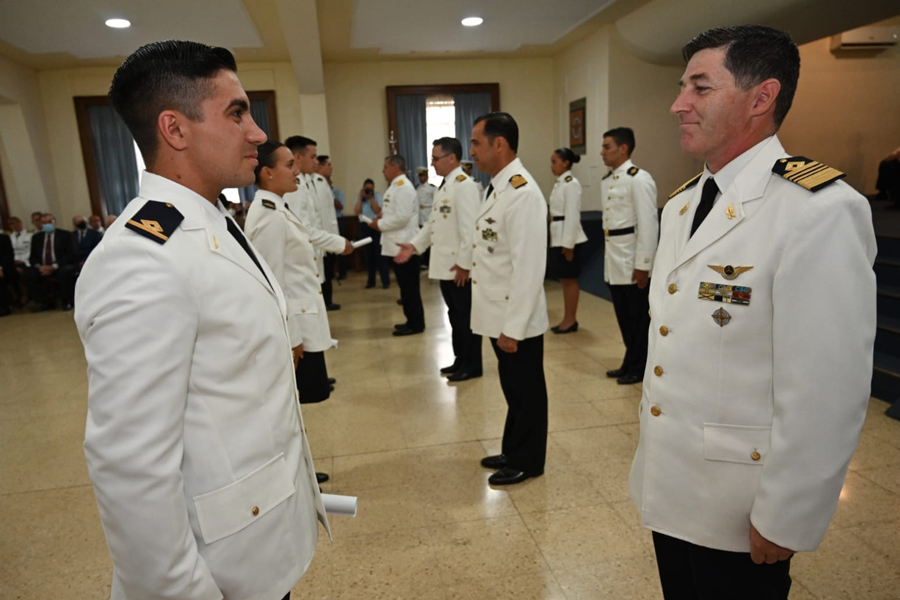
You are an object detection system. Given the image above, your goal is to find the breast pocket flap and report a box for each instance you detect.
[703,423,771,466]
[193,453,295,544]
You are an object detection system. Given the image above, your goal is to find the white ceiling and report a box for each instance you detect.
[351,0,616,54]
[0,0,262,60]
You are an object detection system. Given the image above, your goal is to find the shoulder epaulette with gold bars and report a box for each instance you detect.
[125,201,184,244]
[772,157,845,192]
[509,174,527,189]
[668,173,702,199]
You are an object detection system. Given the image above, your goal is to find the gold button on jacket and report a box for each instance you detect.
[650,406,662,417]
[654,366,664,377]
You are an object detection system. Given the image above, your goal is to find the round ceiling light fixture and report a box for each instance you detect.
[461,17,483,27]
[105,18,131,29]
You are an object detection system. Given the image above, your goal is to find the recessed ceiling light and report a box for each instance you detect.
[461,17,483,27]
[105,18,131,29]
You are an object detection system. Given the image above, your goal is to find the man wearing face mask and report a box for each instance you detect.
[25,213,77,311]
[72,214,103,265]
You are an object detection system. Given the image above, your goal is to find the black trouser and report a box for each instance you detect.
[360,223,391,286]
[322,254,336,306]
[652,532,792,600]
[877,158,900,206]
[439,279,482,372]
[296,350,331,404]
[490,335,547,473]
[24,265,76,307]
[392,256,424,329]
[609,282,650,376]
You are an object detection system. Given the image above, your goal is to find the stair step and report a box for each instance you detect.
[879,285,900,320]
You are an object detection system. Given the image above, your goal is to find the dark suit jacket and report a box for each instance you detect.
[30,229,77,268]
[73,227,103,261]
[0,234,15,275]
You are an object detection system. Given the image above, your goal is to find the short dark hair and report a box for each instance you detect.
[385,154,407,172]
[254,141,286,185]
[473,112,519,153]
[682,25,799,127]
[363,178,375,187]
[31,212,42,219]
[603,127,636,155]
[109,40,237,166]
[432,137,463,161]
[284,136,316,154]
[317,155,330,164]
[554,147,581,168]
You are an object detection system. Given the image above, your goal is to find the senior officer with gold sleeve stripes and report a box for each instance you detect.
[75,41,328,600]
[395,137,483,381]
[469,112,549,486]
[629,26,876,600]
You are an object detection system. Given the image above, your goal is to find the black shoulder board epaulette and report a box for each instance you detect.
[509,174,527,189]
[125,201,184,244]
[627,167,640,176]
[261,199,277,210]
[668,173,702,199]
[565,175,573,182]
[772,156,845,192]
[601,170,613,180]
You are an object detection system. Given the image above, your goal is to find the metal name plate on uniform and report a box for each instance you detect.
[482,228,498,242]
[698,282,751,305]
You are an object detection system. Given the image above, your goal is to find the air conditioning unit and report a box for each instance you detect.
[830,26,899,51]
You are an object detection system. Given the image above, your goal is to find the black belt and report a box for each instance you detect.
[550,216,565,222]
[605,226,635,237]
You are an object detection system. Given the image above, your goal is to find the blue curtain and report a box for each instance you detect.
[395,94,427,180]
[453,92,492,188]
[86,105,139,216]
[238,98,273,202]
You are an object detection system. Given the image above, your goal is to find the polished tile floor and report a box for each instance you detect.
[2,273,899,599]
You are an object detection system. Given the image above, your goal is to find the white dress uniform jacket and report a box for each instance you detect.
[416,181,436,227]
[600,159,659,284]
[312,174,340,236]
[245,189,345,352]
[378,173,419,258]
[469,158,549,340]
[629,136,877,553]
[410,166,480,280]
[75,173,329,600]
[548,170,588,249]
[10,229,32,265]
[284,175,328,283]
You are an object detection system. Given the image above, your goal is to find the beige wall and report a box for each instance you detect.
[0,54,57,226]
[323,57,555,210]
[778,16,900,194]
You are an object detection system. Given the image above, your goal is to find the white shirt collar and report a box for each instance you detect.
[138,171,229,226]
[556,169,573,182]
[703,136,773,202]
[490,157,525,192]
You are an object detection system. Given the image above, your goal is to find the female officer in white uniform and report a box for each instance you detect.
[245,142,350,404]
[548,147,588,333]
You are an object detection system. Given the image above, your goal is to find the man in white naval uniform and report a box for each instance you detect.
[469,112,549,486]
[371,154,424,335]
[629,26,876,600]
[599,127,659,385]
[75,41,328,600]
[395,137,483,380]
[415,166,436,269]
[313,155,342,310]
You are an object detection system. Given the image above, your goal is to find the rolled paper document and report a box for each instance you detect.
[358,214,373,224]
[351,237,373,249]
[322,493,358,517]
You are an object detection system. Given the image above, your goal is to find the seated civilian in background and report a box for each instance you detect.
[9,216,32,269]
[30,212,43,233]
[354,178,391,289]
[72,215,103,265]
[89,214,105,233]
[25,213,77,311]
[876,146,900,208]
[0,231,16,316]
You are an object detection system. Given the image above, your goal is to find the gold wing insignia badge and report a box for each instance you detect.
[708,264,753,280]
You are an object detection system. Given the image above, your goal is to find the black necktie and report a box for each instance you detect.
[690,177,719,238]
[438,179,444,190]
[485,183,493,202]
[226,217,271,288]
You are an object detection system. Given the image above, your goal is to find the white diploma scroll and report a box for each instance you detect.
[322,493,358,517]
[351,237,373,249]
[358,214,374,225]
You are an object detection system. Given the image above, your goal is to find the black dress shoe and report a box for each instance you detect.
[396,298,403,305]
[551,321,578,334]
[440,362,461,374]
[617,373,644,385]
[316,472,330,484]
[326,303,341,311]
[394,322,410,330]
[606,368,626,378]
[365,282,376,289]
[392,326,424,336]
[327,377,336,385]
[382,283,390,289]
[480,454,508,469]
[447,370,482,382]
[488,467,542,486]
